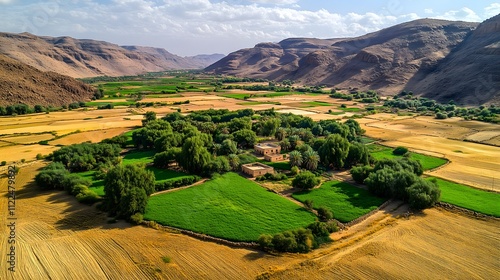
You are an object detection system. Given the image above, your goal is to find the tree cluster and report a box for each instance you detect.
[50,142,122,172]
[352,158,440,210]
[35,162,99,204]
[258,221,338,253]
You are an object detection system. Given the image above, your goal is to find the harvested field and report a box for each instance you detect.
[49,127,130,146]
[261,207,500,279]
[0,144,57,163]
[465,131,500,142]
[361,114,500,190]
[0,163,498,279]
[383,136,500,191]
[0,133,54,144]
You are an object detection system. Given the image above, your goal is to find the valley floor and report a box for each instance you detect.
[0,162,498,279]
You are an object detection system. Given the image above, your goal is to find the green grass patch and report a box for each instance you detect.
[147,167,190,183]
[428,177,500,217]
[292,180,386,223]
[369,144,448,170]
[303,101,332,107]
[359,136,376,144]
[122,150,156,165]
[340,107,362,112]
[75,170,105,196]
[256,160,291,171]
[144,172,316,241]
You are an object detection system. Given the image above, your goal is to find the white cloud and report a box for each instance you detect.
[0,0,14,4]
[436,7,482,22]
[484,3,500,18]
[0,0,492,56]
[249,0,299,5]
[424,8,433,14]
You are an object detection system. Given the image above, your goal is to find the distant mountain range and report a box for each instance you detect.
[207,15,500,105]
[1,15,499,106]
[0,32,224,78]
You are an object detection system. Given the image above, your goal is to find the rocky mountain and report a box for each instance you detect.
[0,32,224,78]
[206,18,499,104]
[0,54,95,106]
[405,15,500,105]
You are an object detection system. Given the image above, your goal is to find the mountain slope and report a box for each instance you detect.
[0,33,223,78]
[406,15,500,105]
[0,54,95,106]
[207,18,485,103]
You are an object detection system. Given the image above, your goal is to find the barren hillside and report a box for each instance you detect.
[0,32,224,78]
[206,18,491,104]
[406,14,500,105]
[0,54,95,106]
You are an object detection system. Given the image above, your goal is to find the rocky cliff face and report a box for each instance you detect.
[0,33,224,78]
[406,15,500,105]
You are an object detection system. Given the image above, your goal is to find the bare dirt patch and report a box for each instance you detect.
[0,144,57,163]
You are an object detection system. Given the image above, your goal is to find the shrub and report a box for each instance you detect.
[317,206,333,221]
[1,161,6,166]
[304,199,313,211]
[130,213,144,224]
[75,189,100,204]
[407,179,441,210]
[435,112,447,119]
[257,234,274,250]
[292,171,320,189]
[393,146,409,155]
[350,165,373,183]
[290,166,299,176]
[70,184,89,196]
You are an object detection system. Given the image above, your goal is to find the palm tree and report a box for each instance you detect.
[280,139,291,152]
[302,149,320,171]
[288,150,303,168]
[275,127,287,141]
[228,154,240,171]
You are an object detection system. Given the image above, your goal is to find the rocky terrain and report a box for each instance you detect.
[0,54,95,106]
[206,17,500,105]
[0,32,224,78]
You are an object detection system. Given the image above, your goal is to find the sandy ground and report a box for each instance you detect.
[0,164,498,279]
[0,133,54,144]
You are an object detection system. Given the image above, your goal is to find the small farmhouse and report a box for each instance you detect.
[241,162,274,177]
[254,143,281,155]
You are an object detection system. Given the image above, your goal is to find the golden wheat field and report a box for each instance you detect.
[0,163,498,279]
[0,95,499,279]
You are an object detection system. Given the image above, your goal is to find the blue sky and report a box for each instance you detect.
[0,0,498,56]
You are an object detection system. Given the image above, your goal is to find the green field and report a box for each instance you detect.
[292,180,386,223]
[122,150,156,165]
[76,170,105,196]
[144,172,316,241]
[428,177,500,217]
[257,159,291,171]
[368,144,448,170]
[302,101,332,107]
[93,77,213,96]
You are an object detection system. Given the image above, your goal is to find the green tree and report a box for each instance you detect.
[317,206,333,221]
[103,164,155,217]
[275,127,287,141]
[280,139,291,152]
[292,171,320,190]
[232,129,257,149]
[344,142,370,168]
[407,179,441,210]
[178,136,212,174]
[228,117,252,132]
[302,149,320,171]
[228,154,241,171]
[288,150,303,168]
[220,139,238,155]
[260,117,281,136]
[318,134,349,169]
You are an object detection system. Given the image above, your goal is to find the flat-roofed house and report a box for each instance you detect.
[241,162,274,177]
[254,143,281,155]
